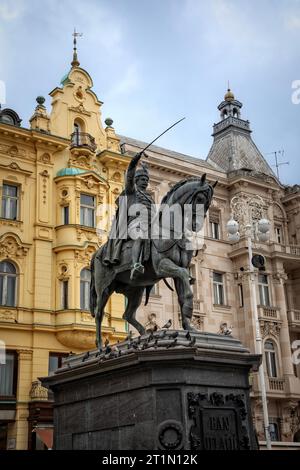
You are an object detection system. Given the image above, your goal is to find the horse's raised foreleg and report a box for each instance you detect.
[173,278,198,331]
[123,286,145,335]
[157,258,195,331]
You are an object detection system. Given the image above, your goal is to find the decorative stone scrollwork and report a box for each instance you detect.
[0,235,28,258]
[39,153,51,164]
[68,154,92,169]
[259,320,281,338]
[282,401,300,438]
[75,246,96,266]
[0,309,17,322]
[30,380,48,401]
[111,171,121,182]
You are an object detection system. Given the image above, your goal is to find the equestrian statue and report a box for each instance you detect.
[89,148,216,351]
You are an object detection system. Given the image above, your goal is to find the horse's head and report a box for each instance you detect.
[161,174,216,233]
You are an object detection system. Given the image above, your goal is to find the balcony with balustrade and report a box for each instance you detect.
[257,305,281,321]
[70,131,97,155]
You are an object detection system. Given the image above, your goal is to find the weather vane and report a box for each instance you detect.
[71,28,83,67]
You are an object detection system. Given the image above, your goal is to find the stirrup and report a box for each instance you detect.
[130,262,144,280]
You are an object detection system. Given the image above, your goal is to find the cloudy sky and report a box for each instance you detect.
[0,0,299,184]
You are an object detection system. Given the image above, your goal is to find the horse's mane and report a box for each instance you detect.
[161,177,204,205]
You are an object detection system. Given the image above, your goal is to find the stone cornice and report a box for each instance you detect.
[0,123,69,148]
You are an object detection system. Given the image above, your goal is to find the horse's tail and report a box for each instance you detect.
[89,252,97,317]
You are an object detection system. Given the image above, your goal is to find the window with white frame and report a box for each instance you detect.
[213,272,225,305]
[210,221,220,240]
[80,268,91,310]
[0,261,17,307]
[80,194,95,227]
[258,274,271,306]
[209,212,220,240]
[264,340,278,377]
[1,184,19,220]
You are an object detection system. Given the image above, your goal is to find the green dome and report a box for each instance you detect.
[56,167,86,177]
[60,70,71,85]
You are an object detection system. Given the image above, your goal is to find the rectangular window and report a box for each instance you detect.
[1,184,18,220]
[210,221,220,240]
[213,272,225,305]
[275,226,282,244]
[269,421,280,441]
[62,206,69,225]
[238,284,244,307]
[258,274,270,307]
[80,194,95,227]
[80,279,90,310]
[0,351,17,397]
[48,353,68,374]
[61,280,68,310]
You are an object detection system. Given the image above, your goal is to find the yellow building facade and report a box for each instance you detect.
[0,52,129,449]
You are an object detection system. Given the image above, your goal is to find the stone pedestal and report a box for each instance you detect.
[41,331,260,450]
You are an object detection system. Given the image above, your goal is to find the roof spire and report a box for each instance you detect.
[71,27,83,67]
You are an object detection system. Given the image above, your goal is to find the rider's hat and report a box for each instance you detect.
[135,162,149,180]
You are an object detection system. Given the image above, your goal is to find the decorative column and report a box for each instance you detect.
[272,271,294,377]
[14,349,33,449]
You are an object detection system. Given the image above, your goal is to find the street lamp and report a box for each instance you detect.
[226,194,272,450]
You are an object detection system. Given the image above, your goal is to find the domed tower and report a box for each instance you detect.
[206,87,275,176]
[218,88,242,120]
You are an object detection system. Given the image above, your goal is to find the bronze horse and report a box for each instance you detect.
[90,175,215,351]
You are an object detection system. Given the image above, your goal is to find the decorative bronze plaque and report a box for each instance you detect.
[188,392,250,450]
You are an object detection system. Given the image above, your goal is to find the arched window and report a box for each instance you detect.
[73,122,81,146]
[233,108,238,118]
[0,261,17,307]
[264,340,278,377]
[80,268,91,310]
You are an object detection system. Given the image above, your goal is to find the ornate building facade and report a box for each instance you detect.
[0,48,129,450]
[0,45,299,449]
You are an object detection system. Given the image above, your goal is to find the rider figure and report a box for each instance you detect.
[103,152,155,280]
[126,152,155,280]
